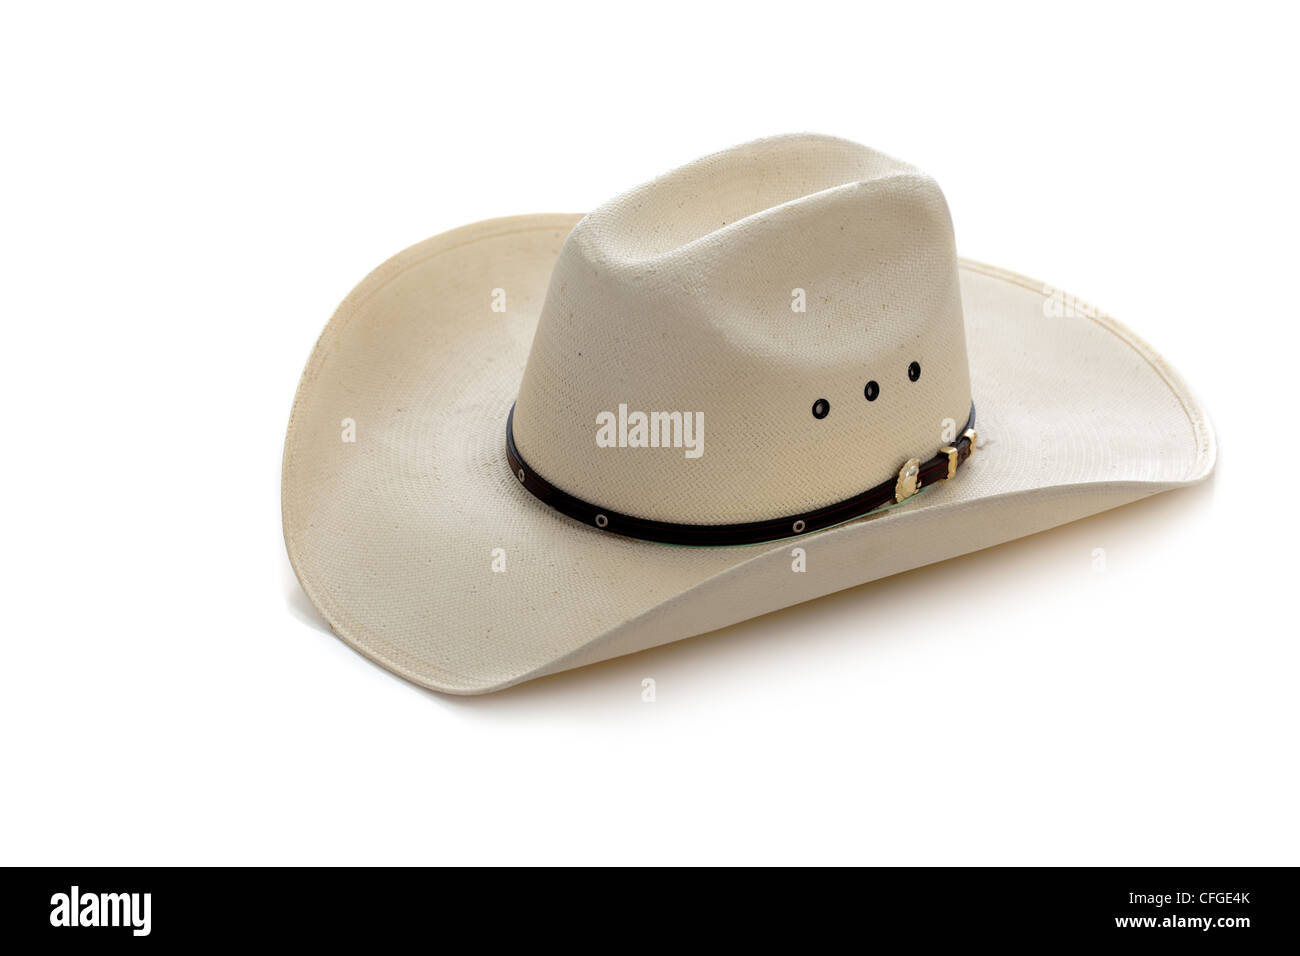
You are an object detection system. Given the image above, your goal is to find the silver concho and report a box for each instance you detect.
[894,457,922,503]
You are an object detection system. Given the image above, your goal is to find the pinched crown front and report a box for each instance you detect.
[511,134,972,526]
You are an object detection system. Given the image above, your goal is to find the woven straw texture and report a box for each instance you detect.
[514,135,971,523]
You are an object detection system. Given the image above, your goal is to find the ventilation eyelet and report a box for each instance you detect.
[812,398,830,419]
[864,380,879,402]
[908,361,921,382]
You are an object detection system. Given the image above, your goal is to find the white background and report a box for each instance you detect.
[2,2,1296,865]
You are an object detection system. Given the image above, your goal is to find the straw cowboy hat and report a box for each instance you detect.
[282,134,1216,694]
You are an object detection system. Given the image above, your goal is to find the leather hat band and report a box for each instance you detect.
[506,403,977,547]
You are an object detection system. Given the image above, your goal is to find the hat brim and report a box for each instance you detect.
[282,214,1215,694]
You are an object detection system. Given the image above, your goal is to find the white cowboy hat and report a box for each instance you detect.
[282,134,1215,694]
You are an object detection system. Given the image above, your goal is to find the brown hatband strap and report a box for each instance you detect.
[506,403,976,547]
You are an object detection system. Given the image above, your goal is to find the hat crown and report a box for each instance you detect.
[512,134,972,525]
